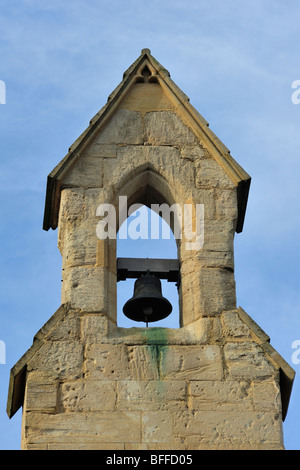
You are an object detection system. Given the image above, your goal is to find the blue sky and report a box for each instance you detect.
[0,0,299,450]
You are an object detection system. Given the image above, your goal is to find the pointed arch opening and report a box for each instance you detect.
[113,167,181,329]
[117,204,179,328]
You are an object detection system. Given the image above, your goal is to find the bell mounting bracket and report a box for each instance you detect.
[117,257,180,286]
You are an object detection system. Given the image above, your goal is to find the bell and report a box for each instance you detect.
[123,271,172,324]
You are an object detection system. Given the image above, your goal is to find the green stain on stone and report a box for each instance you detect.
[142,327,168,346]
[142,327,169,380]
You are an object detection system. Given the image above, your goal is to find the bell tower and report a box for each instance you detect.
[7,49,294,450]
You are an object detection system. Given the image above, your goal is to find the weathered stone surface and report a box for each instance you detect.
[224,342,277,379]
[252,379,282,412]
[102,144,195,199]
[214,188,238,220]
[84,344,132,380]
[94,109,143,145]
[27,341,83,380]
[195,157,235,189]
[80,314,110,343]
[59,188,86,225]
[84,143,117,159]
[144,111,198,145]
[201,219,235,252]
[142,411,173,443]
[60,225,98,267]
[24,411,141,443]
[180,266,236,323]
[84,344,160,381]
[173,410,283,449]
[180,145,207,161]
[117,380,187,411]
[120,82,175,113]
[63,156,103,187]
[24,372,58,413]
[42,313,80,342]
[221,310,252,339]
[159,345,223,380]
[61,266,105,312]
[189,380,252,411]
[60,380,117,411]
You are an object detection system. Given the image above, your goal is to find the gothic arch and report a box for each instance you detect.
[107,165,183,328]
[111,164,182,241]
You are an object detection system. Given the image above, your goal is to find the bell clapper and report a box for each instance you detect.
[143,306,153,328]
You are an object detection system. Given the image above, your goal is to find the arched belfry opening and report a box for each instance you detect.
[112,166,181,329]
[117,204,180,329]
[7,49,294,451]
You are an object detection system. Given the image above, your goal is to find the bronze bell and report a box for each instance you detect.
[123,271,172,324]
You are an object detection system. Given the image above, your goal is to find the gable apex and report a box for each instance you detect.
[43,49,250,232]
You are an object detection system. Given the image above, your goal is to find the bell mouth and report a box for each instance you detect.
[122,271,173,324]
[123,295,172,323]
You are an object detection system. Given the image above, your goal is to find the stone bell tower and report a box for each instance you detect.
[7,49,294,450]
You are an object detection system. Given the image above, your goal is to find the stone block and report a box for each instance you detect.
[85,187,114,217]
[80,314,110,343]
[102,145,147,189]
[84,344,131,380]
[27,341,83,380]
[61,266,106,312]
[214,188,238,221]
[85,143,117,158]
[43,312,80,342]
[95,109,143,145]
[24,411,141,443]
[159,345,223,380]
[117,380,187,411]
[84,344,160,381]
[195,248,234,270]
[221,310,252,339]
[24,372,58,413]
[61,225,98,267]
[195,157,235,189]
[60,380,117,411]
[142,411,173,443]
[59,188,86,224]
[224,342,277,379]
[252,380,281,412]
[180,145,207,161]
[144,111,198,145]
[58,188,86,253]
[201,219,235,252]
[63,156,103,188]
[180,266,236,322]
[189,380,253,411]
[174,410,283,449]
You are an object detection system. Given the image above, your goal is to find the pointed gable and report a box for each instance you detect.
[43,48,250,233]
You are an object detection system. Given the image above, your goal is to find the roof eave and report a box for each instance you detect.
[7,305,67,418]
[238,307,295,421]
